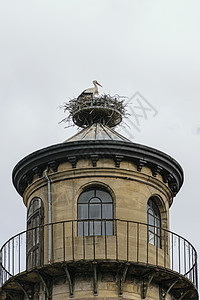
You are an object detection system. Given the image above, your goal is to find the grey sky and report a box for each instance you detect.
[0,0,200,280]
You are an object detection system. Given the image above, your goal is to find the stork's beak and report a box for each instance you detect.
[97,82,102,87]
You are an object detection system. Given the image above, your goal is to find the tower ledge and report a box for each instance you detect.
[12,139,183,199]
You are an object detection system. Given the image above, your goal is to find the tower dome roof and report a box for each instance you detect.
[64,123,130,143]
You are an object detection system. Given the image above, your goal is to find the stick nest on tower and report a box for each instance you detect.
[60,94,127,128]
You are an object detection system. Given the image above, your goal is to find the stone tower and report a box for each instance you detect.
[0,94,198,300]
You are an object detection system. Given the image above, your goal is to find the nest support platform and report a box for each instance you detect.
[62,94,126,128]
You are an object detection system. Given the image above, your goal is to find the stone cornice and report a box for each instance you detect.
[12,140,184,197]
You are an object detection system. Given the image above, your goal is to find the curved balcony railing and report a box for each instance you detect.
[0,219,198,289]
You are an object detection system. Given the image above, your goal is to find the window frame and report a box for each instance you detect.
[147,197,161,248]
[77,186,114,236]
[26,197,44,269]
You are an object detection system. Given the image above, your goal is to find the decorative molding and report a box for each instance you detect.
[12,140,184,197]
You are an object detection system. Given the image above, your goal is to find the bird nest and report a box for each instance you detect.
[60,94,127,128]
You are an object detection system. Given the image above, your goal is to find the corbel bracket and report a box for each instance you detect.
[64,266,74,298]
[6,292,15,300]
[137,159,147,172]
[178,289,190,300]
[118,263,130,296]
[114,155,124,168]
[22,173,33,185]
[90,155,99,167]
[68,156,77,168]
[48,160,59,172]
[32,166,43,178]
[162,173,173,184]
[151,165,163,177]
[15,280,32,300]
[159,279,178,300]
[37,272,52,300]
[92,261,98,295]
[141,271,156,299]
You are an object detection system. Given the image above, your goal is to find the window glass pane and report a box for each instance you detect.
[89,221,101,235]
[151,201,159,217]
[148,232,155,245]
[147,208,154,217]
[155,217,160,228]
[148,214,154,226]
[78,204,88,219]
[78,190,94,203]
[28,205,33,218]
[96,190,112,203]
[90,197,101,203]
[102,220,113,235]
[102,204,112,219]
[147,198,161,248]
[32,216,40,228]
[33,199,40,211]
[89,203,101,219]
[78,221,88,236]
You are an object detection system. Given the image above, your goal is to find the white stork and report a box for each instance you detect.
[78,80,102,98]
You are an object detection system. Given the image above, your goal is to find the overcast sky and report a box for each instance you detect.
[0,0,200,281]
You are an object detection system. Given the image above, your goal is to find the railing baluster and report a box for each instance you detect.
[184,240,186,275]
[105,220,107,260]
[192,248,194,284]
[195,252,198,289]
[93,220,95,260]
[127,221,129,262]
[115,220,118,261]
[0,250,2,286]
[72,221,74,262]
[178,236,180,274]
[83,221,85,260]
[8,242,10,275]
[189,245,191,280]
[156,228,158,266]
[146,223,148,265]
[18,235,20,273]
[63,222,65,262]
[51,223,54,263]
[137,223,139,263]
[12,239,14,275]
[171,233,174,271]
[164,230,166,268]
[4,247,6,281]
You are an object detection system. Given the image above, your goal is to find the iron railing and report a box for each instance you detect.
[0,219,198,288]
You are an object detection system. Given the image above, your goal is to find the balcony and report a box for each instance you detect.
[0,219,198,299]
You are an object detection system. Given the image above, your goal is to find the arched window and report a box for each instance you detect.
[27,198,44,269]
[147,197,161,248]
[77,187,113,236]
